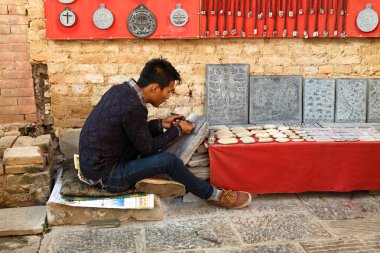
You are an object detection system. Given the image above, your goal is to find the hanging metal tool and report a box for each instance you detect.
[289,0,294,17]
[340,0,347,15]
[313,0,320,36]
[323,0,329,36]
[310,0,315,14]
[293,0,299,36]
[320,0,325,14]
[242,0,247,36]
[263,0,267,37]
[333,0,339,36]
[248,0,253,17]
[299,0,303,14]
[215,0,220,35]
[330,0,334,14]
[211,0,215,15]
[304,0,310,38]
[223,0,228,35]
[340,0,347,37]
[232,0,237,34]
[283,0,288,37]
[279,0,283,17]
[220,0,224,14]
[205,0,210,35]
[237,0,241,16]
[254,0,259,34]
[228,0,232,15]
[273,0,278,36]
[201,0,206,15]
[269,0,273,18]
[258,0,263,19]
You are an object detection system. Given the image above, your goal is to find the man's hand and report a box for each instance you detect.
[177,120,196,134]
[162,114,184,129]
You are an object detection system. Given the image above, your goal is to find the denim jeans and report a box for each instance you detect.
[101,152,214,199]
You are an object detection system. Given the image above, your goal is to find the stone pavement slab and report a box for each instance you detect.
[231,212,331,244]
[298,192,380,220]
[0,236,40,253]
[206,243,305,253]
[322,219,380,236]
[39,226,144,253]
[300,235,380,253]
[145,217,241,251]
[0,206,46,236]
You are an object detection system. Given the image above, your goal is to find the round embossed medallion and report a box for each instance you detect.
[127,4,157,39]
[356,4,379,33]
[93,4,114,30]
[58,0,75,4]
[59,7,77,27]
[170,4,189,27]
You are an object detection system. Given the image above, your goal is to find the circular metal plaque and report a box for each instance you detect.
[93,4,114,30]
[127,4,157,39]
[58,0,75,4]
[59,7,77,27]
[356,4,379,33]
[170,4,189,27]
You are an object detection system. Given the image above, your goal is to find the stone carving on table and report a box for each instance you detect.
[303,78,335,123]
[93,4,114,30]
[368,79,380,123]
[249,75,302,123]
[356,4,379,33]
[127,4,157,39]
[206,64,250,125]
[335,79,367,123]
[170,4,189,27]
[59,7,77,27]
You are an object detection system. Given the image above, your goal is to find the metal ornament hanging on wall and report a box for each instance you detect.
[59,7,77,27]
[93,4,114,30]
[356,4,379,33]
[127,4,157,38]
[170,4,189,27]
[58,0,75,4]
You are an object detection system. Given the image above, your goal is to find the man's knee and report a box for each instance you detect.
[160,152,183,166]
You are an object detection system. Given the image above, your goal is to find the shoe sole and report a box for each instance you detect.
[135,178,186,197]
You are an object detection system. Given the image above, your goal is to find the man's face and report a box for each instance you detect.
[151,81,175,107]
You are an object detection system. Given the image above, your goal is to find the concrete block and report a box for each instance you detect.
[32,134,52,153]
[0,135,18,158]
[0,206,46,236]
[58,128,81,159]
[12,136,34,148]
[5,164,45,174]
[3,146,44,166]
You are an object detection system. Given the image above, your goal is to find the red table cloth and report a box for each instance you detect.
[209,141,380,194]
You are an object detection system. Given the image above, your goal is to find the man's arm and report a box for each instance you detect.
[148,119,163,137]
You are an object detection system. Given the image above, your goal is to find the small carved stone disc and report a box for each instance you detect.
[58,0,75,4]
[170,4,189,27]
[93,4,114,30]
[356,4,379,33]
[127,4,157,39]
[59,7,77,27]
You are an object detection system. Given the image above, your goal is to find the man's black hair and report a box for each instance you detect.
[137,58,181,89]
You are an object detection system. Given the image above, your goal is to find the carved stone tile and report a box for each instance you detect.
[367,79,380,123]
[303,78,335,123]
[206,64,250,125]
[249,76,302,123]
[335,79,367,123]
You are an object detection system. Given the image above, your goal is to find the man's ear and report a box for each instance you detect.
[151,83,160,93]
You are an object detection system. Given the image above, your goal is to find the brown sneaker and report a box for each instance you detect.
[135,178,186,197]
[208,189,252,209]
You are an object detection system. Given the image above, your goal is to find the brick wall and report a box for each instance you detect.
[27,0,380,129]
[0,0,36,124]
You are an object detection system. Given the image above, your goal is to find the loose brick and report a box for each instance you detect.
[5,164,44,174]
[0,136,18,157]
[32,135,52,153]
[12,136,34,147]
[0,115,24,124]
[3,146,45,166]
[1,88,34,97]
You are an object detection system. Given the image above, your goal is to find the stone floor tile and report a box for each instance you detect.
[206,243,305,253]
[39,226,144,253]
[145,218,241,252]
[231,212,331,244]
[298,192,380,220]
[0,235,40,253]
[0,206,46,236]
[322,219,380,236]
[300,235,380,253]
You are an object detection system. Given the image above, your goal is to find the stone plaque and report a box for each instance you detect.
[249,75,302,123]
[356,4,379,33]
[170,4,189,27]
[127,4,157,39]
[206,64,249,125]
[93,4,114,30]
[335,79,367,123]
[368,79,380,123]
[303,78,335,123]
[59,7,77,27]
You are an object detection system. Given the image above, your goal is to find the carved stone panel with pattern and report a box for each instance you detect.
[303,78,335,123]
[206,64,250,125]
[368,79,380,123]
[335,79,367,123]
[249,76,302,123]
